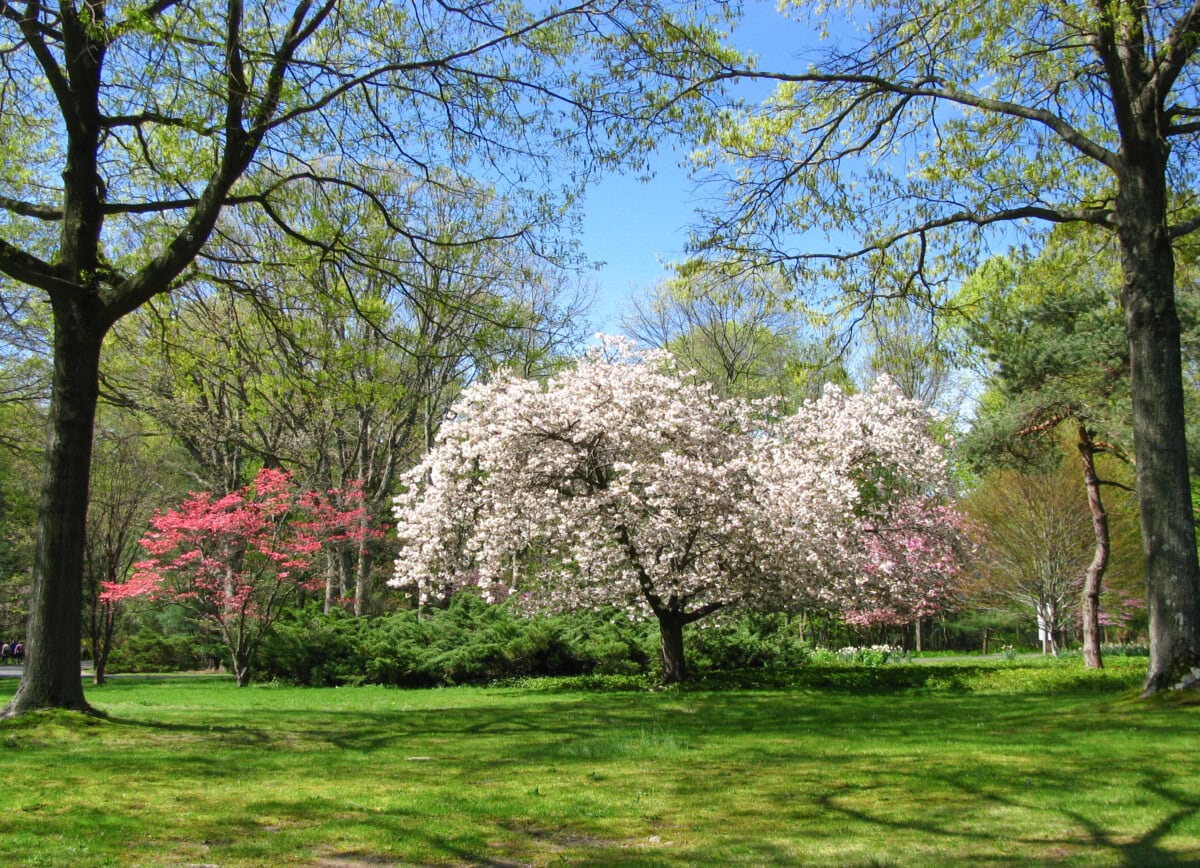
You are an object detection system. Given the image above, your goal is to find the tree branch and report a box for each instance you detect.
[0,194,61,220]
[0,235,67,292]
[1153,0,1200,100]
[711,68,1120,171]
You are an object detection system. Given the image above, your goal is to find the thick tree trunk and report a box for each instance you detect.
[2,321,103,716]
[657,611,687,684]
[1077,427,1108,670]
[1115,161,1200,694]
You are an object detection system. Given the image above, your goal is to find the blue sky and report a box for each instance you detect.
[578,150,693,331]
[578,1,827,332]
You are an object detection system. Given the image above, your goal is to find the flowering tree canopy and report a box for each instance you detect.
[391,338,965,682]
[751,382,965,628]
[104,468,378,685]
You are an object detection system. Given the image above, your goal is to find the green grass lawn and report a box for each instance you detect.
[1,658,1197,866]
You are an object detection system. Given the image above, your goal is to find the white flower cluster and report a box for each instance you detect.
[391,336,966,627]
[835,644,904,661]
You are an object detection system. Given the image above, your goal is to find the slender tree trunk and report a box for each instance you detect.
[1078,427,1108,670]
[1038,602,1053,655]
[657,611,687,684]
[323,549,337,614]
[91,601,116,686]
[1115,160,1200,693]
[353,538,371,617]
[2,321,103,716]
[86,580,104,687]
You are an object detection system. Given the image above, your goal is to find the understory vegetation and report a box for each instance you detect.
[99,594,1133,688]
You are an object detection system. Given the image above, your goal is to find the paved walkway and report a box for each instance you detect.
[0,663,93,679]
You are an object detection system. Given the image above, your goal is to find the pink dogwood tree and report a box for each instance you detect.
[104,468,377,685]
[391,338,966,682]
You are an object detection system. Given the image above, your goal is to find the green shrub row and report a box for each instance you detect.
[255,595,660,686]
[114,596,1134,685]
[255,600,835,686]
[108,597,824,684]
[107,629,212,673]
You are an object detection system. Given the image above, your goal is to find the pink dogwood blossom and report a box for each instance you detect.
[105,468,379,685]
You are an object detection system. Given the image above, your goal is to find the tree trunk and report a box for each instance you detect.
[1115,158,1200,693]
[323,549,337,614]
[657,611,687,684]
[1078,427,1108,670]
[353,538,372,617]
[234,655,252,687]
[91,601,116,686]
[2,320,103,716]
[914,617,923,653]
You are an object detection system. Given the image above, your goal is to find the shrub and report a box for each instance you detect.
[1100,643,1150,658]
[107,627,211,673]
[686,613,810,671]
[256,608,370,686]
[257,595,659,687]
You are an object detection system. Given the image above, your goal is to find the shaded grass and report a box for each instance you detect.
[0,658,1197,865]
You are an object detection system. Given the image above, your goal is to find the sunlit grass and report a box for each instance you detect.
[1,658,1197,865]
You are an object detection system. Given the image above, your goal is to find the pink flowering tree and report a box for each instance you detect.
[103,468,375,686]
[392,338,967,683]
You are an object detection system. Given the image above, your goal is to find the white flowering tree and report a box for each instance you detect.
[391,338,964,682]
[750,385,965,629]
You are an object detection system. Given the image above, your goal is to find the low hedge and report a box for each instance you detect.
[255,595,658,687]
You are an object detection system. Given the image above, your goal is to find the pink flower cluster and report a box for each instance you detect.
[391,337,967,627]
[104,468,379,638]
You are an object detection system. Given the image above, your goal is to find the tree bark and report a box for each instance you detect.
[353,537,372,617]
[1115,159,1200,693]
[234,654,252,687]
[657,611,687,684]
[2,317,104,716]
[1077,426,1108,670]
[323,549,337,614]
